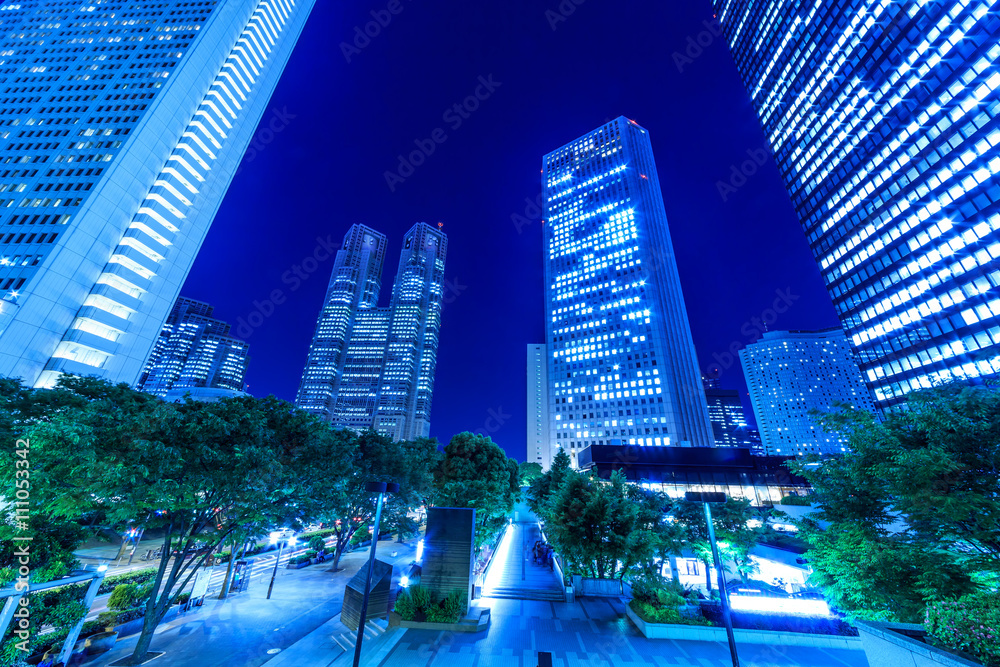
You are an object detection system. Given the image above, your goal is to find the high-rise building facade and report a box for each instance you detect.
[0,1,315,388]
[704,387,751,448]
[138,297,248,398]
[542,117,715,466]
[739,328,876,456]
[296,223,447,442]
[714,0,1000,410]
[527,343,551,469]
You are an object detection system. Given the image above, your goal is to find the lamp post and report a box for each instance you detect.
[353,481,399,667]
[686,491,740,667]
[266,531,294,600]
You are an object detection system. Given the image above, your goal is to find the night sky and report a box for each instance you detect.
[181,0,841,461]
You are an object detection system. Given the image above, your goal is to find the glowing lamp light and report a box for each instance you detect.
[415,539,424,563]
[97,565,108,572]
[400,575,410,588]
[269,531,280,545]
[729,595,832,617]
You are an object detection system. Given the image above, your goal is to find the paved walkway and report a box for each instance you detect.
[377,597,869,667]
[85,541,418,667]
[482,523,563,601]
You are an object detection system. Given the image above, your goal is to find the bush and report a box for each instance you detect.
[780,494,813,506]
[394,586,465,623]
[629,599,712,626]
[308,536,327,552]
[98,568,157,595]
[107,584,143,612]
[304,549,318,559]
[174,592,191,605]
[394,589,416,620]
[926,592,1000,667]
[288,554,311,565]
[97,611,119,630]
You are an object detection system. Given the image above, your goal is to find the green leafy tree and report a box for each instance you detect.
[671,497,769,589]
[518,461,543,486]
[316,431,439,571]
[432,432,520,549]
[16,380,337,666]
[789,382,997,621]
[526,448,572,520]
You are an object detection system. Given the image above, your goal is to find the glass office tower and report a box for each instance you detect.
[542,117,715,466]
[714,0,1000,409]
[138,297,248,398]
[296,223,447,442]
[0,1,315,388]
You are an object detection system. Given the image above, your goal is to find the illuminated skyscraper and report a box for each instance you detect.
[138,297,248,398]
[739,328,875,456]
[0,1,315,388]
[527,343,551,469]
[714,0,1000,409]
[542,117,715,466]
[704,387,751,448]
[296,223,446,441]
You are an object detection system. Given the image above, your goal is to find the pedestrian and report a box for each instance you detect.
[546,546,554,571]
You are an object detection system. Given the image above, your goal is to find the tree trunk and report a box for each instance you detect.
[704,561,713,592]
[129,598,169,664]
[219,538,236,600]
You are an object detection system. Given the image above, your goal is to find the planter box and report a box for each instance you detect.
[286,560,310,569]
[625,604,862,650]
[84,631,119,654]
[114,606,180,639]
[855,621,983,666]
[574,577,629,597]
[387,608,490,633]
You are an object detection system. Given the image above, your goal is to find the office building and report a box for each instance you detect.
[527,344,551,469]
[542,116,715,467]
[0,1,315,388]
[704,387,751,447]
[137,297,248,398]
[739,328,876,456]
[714,0,1000,410]
[296,223,447,441]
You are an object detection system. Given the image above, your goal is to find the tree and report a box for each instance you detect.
[316,431,439,571]
[789,382,996,621]
[671,497,769,589]
[17,380,334,666]
[526,448,572,519]
[518,461,543,486]
[432,432,520,549]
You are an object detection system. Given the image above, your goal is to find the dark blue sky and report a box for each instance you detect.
[181,0,840,461]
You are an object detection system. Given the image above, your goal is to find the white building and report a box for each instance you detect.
[739,328,876,456]
[0,1,315,388]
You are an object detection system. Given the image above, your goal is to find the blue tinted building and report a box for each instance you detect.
[542,117,715,466]
[0,1,314,388]
[296,223,446,442]
[714,0,1000,409]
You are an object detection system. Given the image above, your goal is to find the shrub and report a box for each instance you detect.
[780,494,813,506]
[926,592,1000,667]
[629,599,712,626]
[308,536,327,551]
[97,611,119,630]
[304,549,318,559]
[107,584,142,611]
[395,587,465,624]
[174,592,191,605]
[394,589,417,620]
[288,554,311,565]
[98,567,158,595]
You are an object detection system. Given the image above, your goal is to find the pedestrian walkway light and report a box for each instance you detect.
[353,481,399,667]
[685,491,740,667]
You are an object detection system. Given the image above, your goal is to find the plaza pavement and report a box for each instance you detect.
[376,596,871,667]
[84,539,418,667]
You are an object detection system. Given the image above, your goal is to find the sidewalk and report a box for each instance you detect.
[376,596,871,667]
[86,540,418,667]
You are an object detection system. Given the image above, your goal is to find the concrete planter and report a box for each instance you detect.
[114,606,180,638]
[286,559,310,569]
[387,608,490,633]
[625,604,862,650]
[573,577,631,597]
[855,620,983,666]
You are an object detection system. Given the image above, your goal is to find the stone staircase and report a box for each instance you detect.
[330,619,386,652]
[481,522,565,602]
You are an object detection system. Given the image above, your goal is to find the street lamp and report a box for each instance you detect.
[686,491,740,667]
[353,481,399,667]
[266,531,295,600]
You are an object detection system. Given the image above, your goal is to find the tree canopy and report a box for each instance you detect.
[791,382,998,622]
